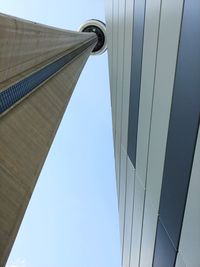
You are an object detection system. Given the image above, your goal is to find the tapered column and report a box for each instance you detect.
[0,13,97,266]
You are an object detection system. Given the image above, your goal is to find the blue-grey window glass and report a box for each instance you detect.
[0,39,95,114]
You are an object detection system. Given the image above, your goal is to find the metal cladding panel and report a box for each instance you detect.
[134,1,162,265]
[106,0,134,254]
[136,1,161,265]
[176,128,200,266]
[106,0,199,266]
[129,177,145,267]
[118,0,135,254]
[121,0,134,150]
[139,194,158,267]
[144,0,184,210]
[137,0,183,265]
[135,0,161,188]
[156,0,200,253]
[119,145,128,245]
[123,0,146,266]
[143,0,184,264]
[115,0,128,249]
[115,0,126,164]
[127,0,146,168]
[153,221,177,267]
[122,157,135,267]
[175,254,186,267]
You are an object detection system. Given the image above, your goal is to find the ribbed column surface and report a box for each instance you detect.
[0,13,97,266]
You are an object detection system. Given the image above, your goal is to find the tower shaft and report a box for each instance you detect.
[0,13,97,266]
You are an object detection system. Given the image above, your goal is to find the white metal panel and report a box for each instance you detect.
[106,0,120,196]
[115,0,126,149]
[121,0,134,149]
[122,156,135,267]
[177,127,200,267]
[175,253,187,267]
[129,177,145,267]
[139,193,158,267]
[118,0,135,245]
[115,0,126,209]
[136,1,184,265]
[135,0,161,188]
[119,144,128,246]
[145,0,184,209]
[132,2,161,265]
[115,136,121,201]
[106,0,135,209]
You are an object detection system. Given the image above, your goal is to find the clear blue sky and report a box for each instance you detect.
[1,1,121,267]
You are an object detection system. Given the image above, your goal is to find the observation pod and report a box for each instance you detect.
[79,19,107,55]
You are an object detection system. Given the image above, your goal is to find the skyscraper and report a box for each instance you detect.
[0,13,107,266]
[1,0,200,266]
[106,0,200,266]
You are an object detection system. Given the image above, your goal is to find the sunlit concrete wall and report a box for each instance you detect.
[0,13,96,267]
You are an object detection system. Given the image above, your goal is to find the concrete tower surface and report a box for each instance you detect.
[0,13,107,266]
